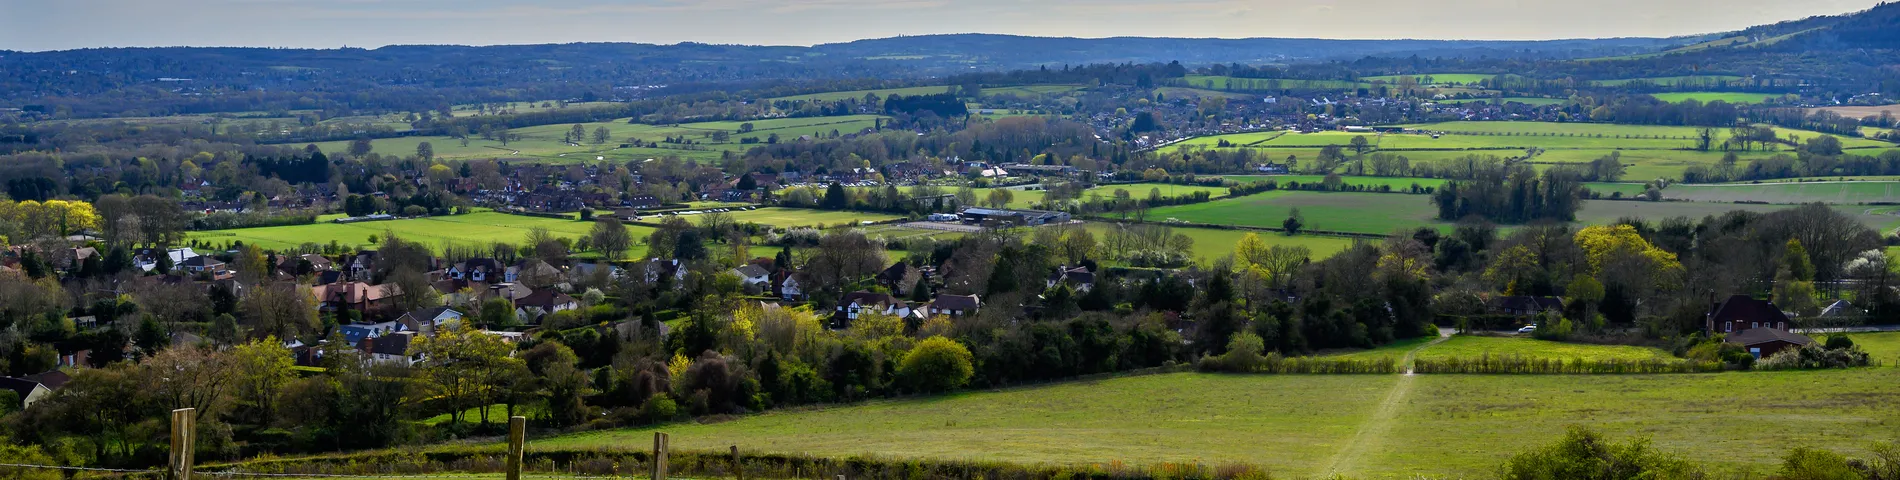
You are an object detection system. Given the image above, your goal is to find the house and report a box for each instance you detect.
[1046,265,1095,292]
[348,251,377,281]
[396,306,463,336]
[777,273,805,300]
[835,291,912,322]
[362,331,419,365]
[640,258,689,286]
[484,282,536,303]
[0,377,52,410]
[1819,300,1863,319]
[1724,327,1814,358]
[63,246,97,269]
[339,321,403,347]
[277,253,333,277]
[516,288,580,321]
[1706,295,1793,334]
[624,195,663,210]
[23,370,70,391]
[509,259,563,287]
[166,248,200,269]
[927,294,981,317]
[876,262,923,294]
[180,255,228,275]
[1494,296,1564,317]
[311,281,404,315]
[448,258,505,283]
[729,265,772,293]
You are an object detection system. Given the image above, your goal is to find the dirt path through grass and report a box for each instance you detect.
[1321,329,1452,476]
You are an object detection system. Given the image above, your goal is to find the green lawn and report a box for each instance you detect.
[530,369,1900,479]
[1413,336,1673,362]
[187,212,657,255]
[1092,222,1361,264]
[1590,75,1747,87]
[1321,336,1436,361]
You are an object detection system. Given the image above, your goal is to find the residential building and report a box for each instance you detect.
[516,288,580,321]
[730,265,772,293]
[1706,295,1793,334]
[1724,327,1814,358]
[1046,265,1095,292]
[1495,296,1564,317]
[927,294,982,317]
[0,377,50,410]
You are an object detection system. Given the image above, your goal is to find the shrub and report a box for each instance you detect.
[639,394,677,423]
[1756,344,1872,370]
[898,337,974,393]
[1502,427,1702,480]
[1825,335,1856,350]
[1778,447,1861,480]
[1413,354,1722,374]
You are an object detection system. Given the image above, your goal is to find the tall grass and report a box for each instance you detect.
[1412,353,1723,374]
[211,447,1276,480]
[1200,352,1400,374]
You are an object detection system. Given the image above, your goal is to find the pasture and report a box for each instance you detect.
[1845,332,1900,366]
[703,208,903,228]
[532,369,1900,479]
[1590,75,1747,87]
[770,85,1082,103]
[187,211,658,256]
[1148,190,1442,234]
[1649,92,1790,104]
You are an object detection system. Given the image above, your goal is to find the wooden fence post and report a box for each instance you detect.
[651,432,669,480]
[505,416,526,480]
[169,408,195,480]
[730,445,743,480]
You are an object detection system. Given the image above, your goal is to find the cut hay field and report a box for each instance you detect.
[532,369,1900,479]
[186,211,658,255]
[1650,92,1791,104]
[297,115,885,163]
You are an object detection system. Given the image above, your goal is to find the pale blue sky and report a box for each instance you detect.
[0,0,1884,51]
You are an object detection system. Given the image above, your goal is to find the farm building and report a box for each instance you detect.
[958,207,1071,227]
[1724,327,1814,358]
[1705,295,1792,334]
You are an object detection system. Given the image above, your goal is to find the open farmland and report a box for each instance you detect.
[1085,222,1359,263]
[1664,181,1900,204]
[1650,92,1790,104]
[298,115,885,163]
[187,211,657,255]
[1589,75,1747,87]
[1360,73,1494,84]
[533,369,1900,479]
[770,84,1082,103]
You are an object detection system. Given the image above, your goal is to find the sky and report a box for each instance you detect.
[0,0,1886,52]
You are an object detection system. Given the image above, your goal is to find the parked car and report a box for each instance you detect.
[1516,325,1537,334]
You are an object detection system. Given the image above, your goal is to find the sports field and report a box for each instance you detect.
[533,368,1900,478]
[186,211,659,255]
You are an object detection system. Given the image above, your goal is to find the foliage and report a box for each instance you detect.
[1501,427,1703,480]
[898,337,975,393]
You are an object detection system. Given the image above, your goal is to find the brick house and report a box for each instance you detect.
[1706,295,1792,334]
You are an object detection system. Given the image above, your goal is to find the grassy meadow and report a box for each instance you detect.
[1665,181,1900,204]
[530,369,1900,479]
[1589,75,1747,87]
[1650,92,1791,104]
[1411,336,1674,362]
[1084,222,1361,263]
[1360,73,1494,85]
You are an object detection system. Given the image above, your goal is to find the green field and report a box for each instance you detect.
[447,100,621,118]
[1360,73,1494,85]
[1144,189,1899,234]
[532,369,1900,478]
[1218,175,1647,198]
[1650,92,1790,104]
[1179,75,1368,91]
[1590,75,1747,87]
[1413,336,1673,362]
[1664,182,1900,204]
[705,208,903,228]
[1084,222,1360,263]
[297,115,885,163]
[1846,332,1900,366]
[187,211,657,255]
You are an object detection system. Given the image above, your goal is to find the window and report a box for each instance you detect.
[1725,323,1733,333]
[1752,322,1759,329]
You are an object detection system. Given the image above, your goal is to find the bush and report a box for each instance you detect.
[898,337,974,393]
[1413,354,1722,374]
[639,394,678,423]
[1531,312,1574,341]
[1778,447,1862,480]
[1825,335,1856,350]
[1756,344,1872,370]
[1502,427,1702,480]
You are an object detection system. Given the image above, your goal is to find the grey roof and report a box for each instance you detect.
[1726,328,1814,347]
[931,294,981,311]
[733,265,771,279]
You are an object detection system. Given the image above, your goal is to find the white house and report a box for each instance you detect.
[729,265,771,293]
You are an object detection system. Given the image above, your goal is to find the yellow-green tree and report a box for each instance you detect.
[897,337,973,393]
[411,323,517,426]
[1575,225,1682,290]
